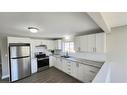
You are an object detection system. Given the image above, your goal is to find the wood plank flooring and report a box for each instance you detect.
[0,67,81,83]
[16,67,81,83]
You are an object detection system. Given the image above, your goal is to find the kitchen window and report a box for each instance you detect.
[63,42,75,53]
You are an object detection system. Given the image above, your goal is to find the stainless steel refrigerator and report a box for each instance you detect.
[9,43,31,82]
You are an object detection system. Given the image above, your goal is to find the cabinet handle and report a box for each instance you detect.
[68,64,71,66]
[93,48,94,52]
[93,48,96,52]
[89,70,96,73]
[76,63,79,67]
[95,48,97,52]
[78,47,80,51]
[68,72,71,74]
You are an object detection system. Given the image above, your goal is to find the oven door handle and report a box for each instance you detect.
[37,57,49,61]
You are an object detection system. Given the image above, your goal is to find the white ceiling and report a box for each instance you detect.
[0,12,101,39]
[102,12,127,28]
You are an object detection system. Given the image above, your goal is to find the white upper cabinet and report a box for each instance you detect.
[95,33,106,53]
[74,36,80,52]
[46,40,55,50]
[74,33,106,53]
[87,34,96,52]
[7,37,31,44]
[54,40,62,50]
[39,40,55,50]
[80,35,88,52]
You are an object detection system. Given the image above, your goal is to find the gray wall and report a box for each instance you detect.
[0,38,2,64]
[107,25,127,82]
[0,37,9,78]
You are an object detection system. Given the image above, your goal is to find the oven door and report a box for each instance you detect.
[37,57,49,71]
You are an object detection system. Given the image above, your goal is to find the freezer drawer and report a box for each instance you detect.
[10,57,31,82]
[10,46,30,58]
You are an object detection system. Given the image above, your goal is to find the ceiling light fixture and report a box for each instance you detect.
[64,35,71,40]
[28,27,39,33]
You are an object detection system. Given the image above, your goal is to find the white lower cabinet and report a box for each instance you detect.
[54,57,59,68]
[58,58,63,70]
[76,63,100,82]
[71,62,78,78]
[77,63,91,82]
[61,59,67,72]
[53,57,100,82]
[54,57,63,70]
[64,60,73,75]
[31,58,37,74]
[49,56,56,67]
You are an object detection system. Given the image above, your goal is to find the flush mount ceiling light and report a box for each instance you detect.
[28,27,39,33]
[64,35,71,40]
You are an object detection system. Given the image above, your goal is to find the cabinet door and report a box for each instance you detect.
[61,59,65,71]
[49,56,55,67]
[54,40,62,49]
[77,63,100,82]
[63,60,71,74]
[47,40,55,50]
[54,57,58,68]
[71,62,78,78]
[77,63,90,82]
[74,37,80,52]
[62,60,68,73]
[57,40,62,50]
[87,34,96,52]
[55,58,63,70]
[96,33,106,53]
[80,35,88,52]
[58,58,63,70]
[31,58,37,74]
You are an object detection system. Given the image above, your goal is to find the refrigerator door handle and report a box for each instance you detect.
[11,56,30,59]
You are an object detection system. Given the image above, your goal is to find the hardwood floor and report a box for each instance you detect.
[16,67,81,83]
[0,67,81,83]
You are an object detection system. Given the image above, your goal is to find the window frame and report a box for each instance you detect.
[62,41,75,53]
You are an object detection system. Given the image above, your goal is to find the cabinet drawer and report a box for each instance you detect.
[87,66,100,74]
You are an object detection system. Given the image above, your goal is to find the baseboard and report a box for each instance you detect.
[2,74,9,79]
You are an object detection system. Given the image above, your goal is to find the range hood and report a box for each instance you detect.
[36,45,47,49]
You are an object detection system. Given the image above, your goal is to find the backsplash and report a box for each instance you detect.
[68,52,106,62]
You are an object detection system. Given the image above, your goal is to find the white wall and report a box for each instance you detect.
[107,26,127,82]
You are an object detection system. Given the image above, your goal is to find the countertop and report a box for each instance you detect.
[52,55,104,68]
